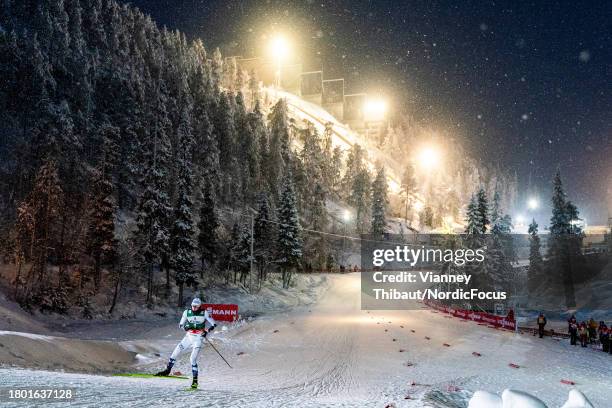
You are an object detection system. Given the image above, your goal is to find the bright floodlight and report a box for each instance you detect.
[418,147,441,169]
[343,210,352,222]
[363,98,387,121]
[413,201,424,212]
[515,214,525,225]
[269,35,290,61]
[527,198,539,210]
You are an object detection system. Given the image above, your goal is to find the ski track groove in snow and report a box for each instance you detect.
[0,273,610,407]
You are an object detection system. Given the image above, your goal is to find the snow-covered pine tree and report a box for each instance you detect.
[566,201,581,234]
[547,170,577,308]
[237,92,260,203]
[420,205,434,229]
[190,59,220,196]
[210,47,223,88]
[349,169,371,235]
[465,194,479,234]
[212,91,237,201]
[330,146,343,195]
[18,159,63,300]
[87,126,118,292]
[277,170,302,289]
[246,101,265,192]
[401,163,417,224]
[475,188,490,233]
[306,182,329,271]
[248,68,259,109]
[320,122,334,188]
[224,222,238,284]
[486,189,514,292]
[197,178,219,279]
[549,170,570,236]
[299,127,324,197]
[171,110,197,306]
[267,99,290,201]
[235,224,252,286]
[527,219,543,297]
[254,192,274,284]
[213,91,236,170]
[135,81,173,306]
[370,166,388,239]
[342,144,365,199]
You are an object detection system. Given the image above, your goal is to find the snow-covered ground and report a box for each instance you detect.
[0,273,609,407]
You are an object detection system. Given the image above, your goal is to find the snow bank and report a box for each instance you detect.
[560,390,594,408]
[468,390,502,407]
[0,330,54,341]
[501,389,547,408]
[469,389,593,408]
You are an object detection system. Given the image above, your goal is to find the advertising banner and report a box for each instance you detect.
[203,304,239,322]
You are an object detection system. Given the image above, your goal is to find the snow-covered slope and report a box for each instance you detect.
[0,273,608,407]
[265,88,404,194]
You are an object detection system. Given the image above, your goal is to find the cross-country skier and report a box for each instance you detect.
[155,298,216,389]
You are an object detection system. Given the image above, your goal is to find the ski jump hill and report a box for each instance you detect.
[264,88,404,195]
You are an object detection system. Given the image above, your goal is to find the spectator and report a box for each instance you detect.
[578,322,589,347]
[598,323,609,353]
[567,315,577,331]
[568,319,578,346]
[588,318,598,343]
[537,313,547,338]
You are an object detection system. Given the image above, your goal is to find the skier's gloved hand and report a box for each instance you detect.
[208,324,217,333]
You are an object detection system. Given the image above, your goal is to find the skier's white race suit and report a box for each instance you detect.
[169,308,216,376]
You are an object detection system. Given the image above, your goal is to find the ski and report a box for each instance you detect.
[113,373,189,380]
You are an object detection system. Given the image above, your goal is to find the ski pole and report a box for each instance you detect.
[205,336,233,368]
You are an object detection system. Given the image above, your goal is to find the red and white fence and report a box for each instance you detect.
[423,299,516,331]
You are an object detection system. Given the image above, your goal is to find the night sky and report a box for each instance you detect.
[122,0,611,225]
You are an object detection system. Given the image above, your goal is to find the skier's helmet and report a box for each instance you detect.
[191,298,202,311]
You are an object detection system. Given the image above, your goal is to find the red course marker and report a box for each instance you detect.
[508,363,520,369]
[561,379,576,385]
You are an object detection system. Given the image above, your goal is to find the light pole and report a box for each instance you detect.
[269,35,289,89]
[417,146,442,170]
[363,98,387,145]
